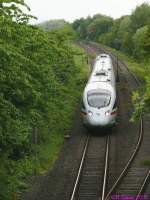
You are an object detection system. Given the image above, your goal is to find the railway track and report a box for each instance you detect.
[22,42,149,200]
[79,42,149,200]
[89,43,150,200]
[136,170,150,200]
[70,134,110,200]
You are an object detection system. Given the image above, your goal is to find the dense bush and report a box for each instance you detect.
[0,1,88,199]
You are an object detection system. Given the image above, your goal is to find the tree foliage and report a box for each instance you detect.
[72,2,150,59]
[130,3,150,32]
[87,16,113,41]
[0,1,87,199]
[0,0,35,23]
[131,76,150,121]
[72,2,150,120]
[132,25,148,58]
[37,19,67,31]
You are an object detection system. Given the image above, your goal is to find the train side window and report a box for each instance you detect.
[113,100,117,109]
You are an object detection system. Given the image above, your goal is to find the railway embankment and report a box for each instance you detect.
[23,42,150,200]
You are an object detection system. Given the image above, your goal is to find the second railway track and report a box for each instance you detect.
[79,42,150,200]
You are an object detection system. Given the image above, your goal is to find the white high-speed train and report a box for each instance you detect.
[81,54,117,128]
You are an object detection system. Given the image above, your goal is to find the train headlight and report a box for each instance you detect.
[88,111,93,116]
[105,110,110,116]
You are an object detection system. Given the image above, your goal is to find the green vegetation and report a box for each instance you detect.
[1,0,150,198]
[143,160,150,166]
[73,3,150,61]
[0,1,89,199]
[37,19,67,31]
[72,2,150,120]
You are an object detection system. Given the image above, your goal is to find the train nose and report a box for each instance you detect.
[87,115,110,127]
[85,111,117,127]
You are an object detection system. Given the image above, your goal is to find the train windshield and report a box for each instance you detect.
[87,91,111,108]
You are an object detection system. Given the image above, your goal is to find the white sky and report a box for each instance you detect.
[24,0,150,23]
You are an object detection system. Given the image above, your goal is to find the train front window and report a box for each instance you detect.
[87,92,111,108]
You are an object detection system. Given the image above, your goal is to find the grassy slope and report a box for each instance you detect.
[34,43,89,174]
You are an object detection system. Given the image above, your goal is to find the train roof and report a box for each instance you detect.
[84,53,115,95]
[94,54,112,71]
[96,53,110,59]
[84,81,114,93]
[88,69,111,83]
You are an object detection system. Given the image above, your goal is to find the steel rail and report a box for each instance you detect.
[110,48,150,199]
[86,43,145,200]
[106,46,145,199]
[104,52,146,200]
[70,133,110,200]
[105,118,143,200]
[80,43,145,200]
[101,134,110,200]
[135,170,150,200]
[70,136,90,200]
[96,45,149,200]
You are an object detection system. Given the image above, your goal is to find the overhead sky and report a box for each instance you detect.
[25,0,150,23]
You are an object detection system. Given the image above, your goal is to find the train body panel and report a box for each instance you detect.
[81,53,117,128]
[93,54,113,71]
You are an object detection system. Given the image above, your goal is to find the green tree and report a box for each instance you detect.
[72,18,90,39]
[132,25,148,58]
[0,0,35,23]
[143,24,150,55]
[87,16,113,41]
[130,3,150,32]
[0,1,87,199]
[132,76,150,121]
